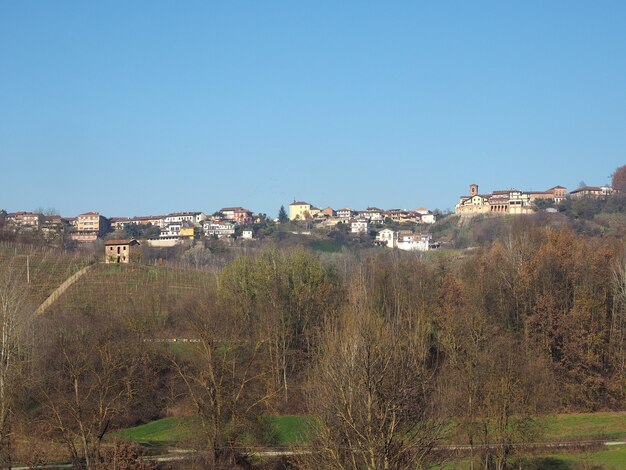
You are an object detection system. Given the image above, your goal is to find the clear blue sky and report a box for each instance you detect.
[1,1,625,217]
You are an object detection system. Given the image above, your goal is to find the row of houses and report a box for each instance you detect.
[288,201,437,225]
[1,207,255,243]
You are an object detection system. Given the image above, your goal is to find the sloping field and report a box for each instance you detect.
[0,244,92,309]
[48,263,215,332]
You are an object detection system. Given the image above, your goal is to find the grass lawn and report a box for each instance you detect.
[115,416,200,447]
[522,444,626,469]
[263,415,316,445]
[116,412,626,468]
[541,411,626,442]
[116,415,314,448]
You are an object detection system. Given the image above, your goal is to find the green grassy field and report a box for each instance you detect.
[119,412,626,447]
[117,412,626,468]
[521,445,626,470]
[263,415,316,445]
[116,415,315,448]
[541,412,626,442]
[115,416,200,447]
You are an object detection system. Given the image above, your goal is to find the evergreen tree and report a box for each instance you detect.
[278,205,288,223]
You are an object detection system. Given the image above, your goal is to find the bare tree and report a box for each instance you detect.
[169,290,277,468]
[301,303,443,470]
[0,259,34,467]
[36,314,141,470]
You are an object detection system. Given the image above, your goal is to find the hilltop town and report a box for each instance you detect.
[1,179,621,260]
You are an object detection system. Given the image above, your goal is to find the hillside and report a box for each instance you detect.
[0,243,93,309]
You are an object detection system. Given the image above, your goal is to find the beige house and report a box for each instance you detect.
[289,201,320,221]
[71,211,110,242]
[105,239,140,264]
[570,186,614,199]
[6,212,41,230]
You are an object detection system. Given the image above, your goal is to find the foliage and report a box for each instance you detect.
[612,164,626,191]
[278,206,289,224]
[97,440,157,470]
[123,223,160,240]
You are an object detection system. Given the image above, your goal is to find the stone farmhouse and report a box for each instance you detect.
[104,239,140,264]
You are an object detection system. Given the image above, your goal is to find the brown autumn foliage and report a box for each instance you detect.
[612,164,626,192]
[1,221,626,468]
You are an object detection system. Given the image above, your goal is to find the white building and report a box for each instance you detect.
[160,223,182,238]
[376,229,432,252]
[376,228,397,247]
[416,209,436,224]
[397,232,431,252]
[337,208,356,219]
[242,229,253,240]
[164,212,206,225]
[350,218,369,234]
[203,220,235,238]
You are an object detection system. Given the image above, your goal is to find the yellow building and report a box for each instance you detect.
[179,227,195,239]
[289,201,320,221]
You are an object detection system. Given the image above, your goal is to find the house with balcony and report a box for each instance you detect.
[6,212,41,230]
[336,208,356,220]
[362,207,385,223]
[350,218,369,234]
[220,207,253,225]
[164,212,206,225]
[203,220,236,238]
[70,211,109,242]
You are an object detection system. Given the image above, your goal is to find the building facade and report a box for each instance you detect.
[105,239,140,263]
[289,201,320,221]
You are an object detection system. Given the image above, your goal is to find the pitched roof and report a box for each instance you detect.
[104,239,140,246]
[570,186,603,193]
[220,207,250,212]
[166,211,202,217]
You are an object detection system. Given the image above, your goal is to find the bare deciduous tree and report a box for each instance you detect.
[36,315,141,470]
[301,305,443,470]
[0,259,33,467]
[169,290,277,468]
